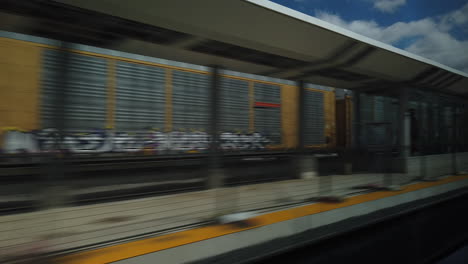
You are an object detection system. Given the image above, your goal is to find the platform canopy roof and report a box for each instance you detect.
[1,0,467,97]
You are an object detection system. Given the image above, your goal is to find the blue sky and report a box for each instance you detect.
[270,0,468,73]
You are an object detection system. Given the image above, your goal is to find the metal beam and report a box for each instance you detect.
[173,36,207,49]
[290,46,376,81]
[261,41,358,77]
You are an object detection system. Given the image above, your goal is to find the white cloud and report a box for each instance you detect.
[439,2,468,31]
[315,11,437,44]
[372,0,407,13]
[406,32,468,73]
[314,3,468,74]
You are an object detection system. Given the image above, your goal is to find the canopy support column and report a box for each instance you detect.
[208,65,223,189]
[296,80,317,180]
[353,91,361,149]
[398,87,410,173]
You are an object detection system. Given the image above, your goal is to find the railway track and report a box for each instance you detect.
[0,151,327,215]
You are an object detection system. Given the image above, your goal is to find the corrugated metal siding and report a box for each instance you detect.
[357,94,374,145]
[359,93,374,123]
[374,96,385,122]
[358,95,399,146]
[220,77,249,132]
[389,98,399,146]
[172,71,210,130]
[443,106,452,148]
[370,96,387,145]
[304,90,325,145]
[418,101,428,147]
[254,83,281,144]
[444,106,452,126]
[114,62,165,131]
[41,49,107,129]
[4,31,343,89]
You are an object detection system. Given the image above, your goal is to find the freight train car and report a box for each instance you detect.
[0,31,337,154]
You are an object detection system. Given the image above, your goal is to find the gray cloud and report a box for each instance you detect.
[372,0,407,13]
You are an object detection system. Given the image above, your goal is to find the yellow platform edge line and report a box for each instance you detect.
[58,175,468,264]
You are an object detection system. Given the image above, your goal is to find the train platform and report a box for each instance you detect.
[1,172,466,263]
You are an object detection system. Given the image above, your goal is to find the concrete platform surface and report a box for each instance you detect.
[0,173,411,259]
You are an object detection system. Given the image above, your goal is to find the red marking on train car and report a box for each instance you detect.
[254,102,281,108]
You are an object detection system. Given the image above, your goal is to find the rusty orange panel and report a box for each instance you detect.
[165,69,173,132]
[324,90,337,148]
[336,95,354,148]
[281,85,298,149]
[0,38,41,142]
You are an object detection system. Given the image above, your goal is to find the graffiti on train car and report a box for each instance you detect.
[1,129,273,154]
